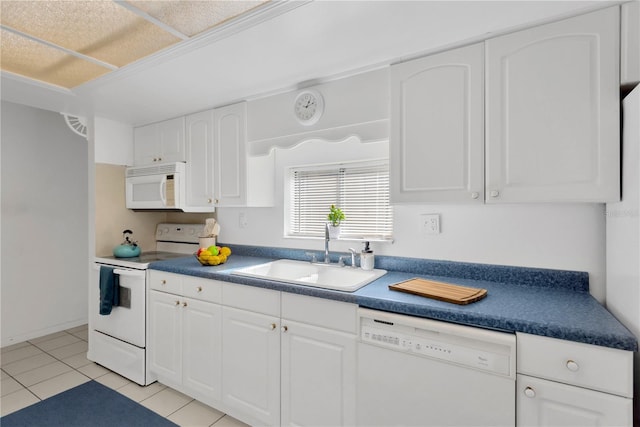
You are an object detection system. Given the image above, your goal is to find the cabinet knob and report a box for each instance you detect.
[174,300,180,306]
[207,199,212,204]
[471,192,479,199]
[490,190,500,198]
[161,280,166,285]
[182,301,188,307]
[196,286,203,292]
[270,323,277,330]
[524,387,536,398]
[566,360,579,372]
[281,325,288,333]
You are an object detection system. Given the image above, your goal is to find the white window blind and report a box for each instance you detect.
[288,161,393,239]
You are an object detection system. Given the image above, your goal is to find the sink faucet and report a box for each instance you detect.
[348,248,357,268]
[324,223,331,263]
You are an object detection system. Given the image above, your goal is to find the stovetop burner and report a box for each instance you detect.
[95,251,190,269]
[95,223,203,269]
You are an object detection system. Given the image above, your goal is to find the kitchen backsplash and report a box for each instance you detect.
[94,163,210,256]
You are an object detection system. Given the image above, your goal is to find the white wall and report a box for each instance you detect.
[217,136,607,302]
[1,101,89,346]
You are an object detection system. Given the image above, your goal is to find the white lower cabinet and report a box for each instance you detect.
[281,293,357,426]
[221,305,280,426]
[516,332,633,427]
[517,374,632,426]
[148,272,223,407]
[221,287,358,427]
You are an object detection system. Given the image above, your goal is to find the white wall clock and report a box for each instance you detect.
[294,90,324,125]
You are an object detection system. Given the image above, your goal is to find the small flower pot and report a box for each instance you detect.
[328,224,341,239]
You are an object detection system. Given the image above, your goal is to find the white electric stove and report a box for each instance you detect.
[89,223,201,385]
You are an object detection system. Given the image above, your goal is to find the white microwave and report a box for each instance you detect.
[125,162,186,210]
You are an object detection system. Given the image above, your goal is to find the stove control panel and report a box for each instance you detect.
[155,223,202,243]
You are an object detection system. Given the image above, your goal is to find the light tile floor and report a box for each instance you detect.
[1,325,248,427]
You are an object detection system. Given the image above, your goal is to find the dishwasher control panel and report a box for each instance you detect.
[360,312,515,377]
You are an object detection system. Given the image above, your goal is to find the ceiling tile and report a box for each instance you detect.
[126,0,268,37]
[0,28,112,88]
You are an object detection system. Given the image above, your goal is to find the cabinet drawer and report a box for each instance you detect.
[281,292,357,334]
[149,270,183,294]
[182,276,222,303]
[222,283,280,316]
[516,333,632,397]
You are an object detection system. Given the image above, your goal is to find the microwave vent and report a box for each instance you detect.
[126,163,183,177]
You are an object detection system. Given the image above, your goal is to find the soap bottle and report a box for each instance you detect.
[361,241,374,270]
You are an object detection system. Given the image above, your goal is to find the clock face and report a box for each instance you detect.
[294,90,323,125]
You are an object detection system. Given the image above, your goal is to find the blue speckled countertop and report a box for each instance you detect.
[149,244,637,352]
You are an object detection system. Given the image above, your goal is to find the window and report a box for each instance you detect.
[287,160,392,240]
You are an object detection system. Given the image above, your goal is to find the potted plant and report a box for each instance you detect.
[327,204,345,238]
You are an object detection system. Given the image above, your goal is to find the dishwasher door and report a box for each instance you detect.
[356,308,516,427]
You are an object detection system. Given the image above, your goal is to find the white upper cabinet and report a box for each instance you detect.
[390,43,484,203]
[391,7,620,204]
[133,117,185,166]
[214,102,247,207]
[185,110,216,211]
[485,7,620,203]
[184,102,274,210]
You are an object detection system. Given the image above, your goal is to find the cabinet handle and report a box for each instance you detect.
[524,387,536,398]
[471,192,479,199]
[566,360,579,372]
[182,301,188,307]
[196,286,203,292]
[281,325,288,333]
[270,323,277,330]
[490,190,500,198]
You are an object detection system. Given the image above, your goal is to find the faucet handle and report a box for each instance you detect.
[305,252,318,263]
[337,256,347,267]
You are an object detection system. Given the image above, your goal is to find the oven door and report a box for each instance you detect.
[93,265,146,348]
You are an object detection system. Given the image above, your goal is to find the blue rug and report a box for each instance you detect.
[1,380,178,427]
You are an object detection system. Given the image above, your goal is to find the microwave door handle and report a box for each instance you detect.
[160,176,167,206]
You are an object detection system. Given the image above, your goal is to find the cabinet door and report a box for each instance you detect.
[486,7,619,203]
[148,290,182,385]
[517,374,632,426]
[182,297,222,403]
[158,117,186,163]
[281,319,357,427]
[185,110,216,210]
[222,306,280,426]
[133,123,159,165]
[390,43,484,203]
[213,102,247,207]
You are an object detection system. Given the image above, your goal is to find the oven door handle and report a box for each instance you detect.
[113,269,146,278]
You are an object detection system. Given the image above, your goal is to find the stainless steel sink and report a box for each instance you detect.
[231,259,386,292]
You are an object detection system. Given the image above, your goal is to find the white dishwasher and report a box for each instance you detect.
[357,308,516,426]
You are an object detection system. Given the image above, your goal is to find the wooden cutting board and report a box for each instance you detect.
[389,278,487,305]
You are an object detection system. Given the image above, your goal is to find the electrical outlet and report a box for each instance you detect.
[239,212,248,229]
[420,214,440,235]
